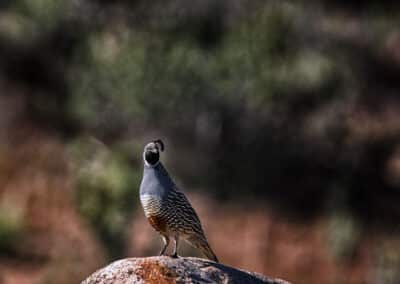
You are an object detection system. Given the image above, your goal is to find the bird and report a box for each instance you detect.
[139,139,218,262]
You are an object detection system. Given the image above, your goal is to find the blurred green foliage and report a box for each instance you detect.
[0,204,24,254]
[66,4,339,131]
[375,239,400,284]
[69,138,141,258]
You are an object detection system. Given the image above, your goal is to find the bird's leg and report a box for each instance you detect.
[171,236,179,258]
[159,235,170,256]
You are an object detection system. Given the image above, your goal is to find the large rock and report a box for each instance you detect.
[81,256,291,284]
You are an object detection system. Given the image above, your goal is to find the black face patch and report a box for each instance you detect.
[145,151,159,165]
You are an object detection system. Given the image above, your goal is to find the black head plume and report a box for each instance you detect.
[153,139,164,152]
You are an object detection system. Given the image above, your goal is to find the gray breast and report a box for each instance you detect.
[140,163,174,198]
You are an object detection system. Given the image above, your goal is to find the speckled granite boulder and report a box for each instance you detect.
[81,256,291,284]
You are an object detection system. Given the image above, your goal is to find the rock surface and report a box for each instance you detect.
[81,256,291,284]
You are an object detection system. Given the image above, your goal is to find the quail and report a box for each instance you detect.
[139,139,218,262]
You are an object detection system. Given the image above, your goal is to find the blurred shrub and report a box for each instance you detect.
[0,203,24,254]
[374,239,400,284]
[5,0,71,38]
[68,31,148,141]
[69,137,141,259]
[327,210,361,263]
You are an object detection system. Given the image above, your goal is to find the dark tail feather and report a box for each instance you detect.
[187,236,219,263]
[200,243,219,263]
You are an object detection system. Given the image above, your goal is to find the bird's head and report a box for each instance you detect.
[143,139,164,167]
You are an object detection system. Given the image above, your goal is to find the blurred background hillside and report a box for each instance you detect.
[0,1,400,283]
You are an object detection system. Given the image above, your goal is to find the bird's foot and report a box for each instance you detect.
[170,252,178,258]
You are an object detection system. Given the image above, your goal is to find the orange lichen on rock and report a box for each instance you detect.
[135,260,177,284]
